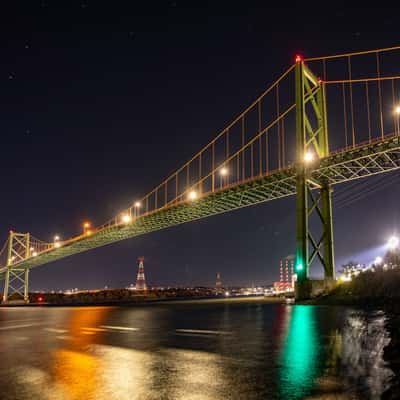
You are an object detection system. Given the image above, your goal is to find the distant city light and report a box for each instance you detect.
[388,236,399,250]
[374,256,383,265]
[395,106,400,114]
[32,251,38,257]
[86,230,92,236]
[122,214,131,224]
[54,242,61,248]
[83,222,91,228]
[135,201,141,208]
[30,247,34,251]
[304,152,314,163]
[225,291,230,296]
[220,167,228,176]
[188,190,198,200]
[295,262,303,271]
[54,235,60,241]
[37,296,44,302]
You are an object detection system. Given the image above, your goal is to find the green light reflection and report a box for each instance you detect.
[278,305,321,400]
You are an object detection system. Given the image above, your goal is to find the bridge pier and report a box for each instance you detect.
[295,279,336,301]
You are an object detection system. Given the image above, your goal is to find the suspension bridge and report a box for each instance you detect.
[1,46,400,302]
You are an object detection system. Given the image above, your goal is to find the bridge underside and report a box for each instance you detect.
[1,135,399,278]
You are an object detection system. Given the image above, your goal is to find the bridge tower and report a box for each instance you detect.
[2,231,31,303]
[135,256,147,290]
[294,56,335,299]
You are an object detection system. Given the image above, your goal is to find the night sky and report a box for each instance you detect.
[1,2,399,290]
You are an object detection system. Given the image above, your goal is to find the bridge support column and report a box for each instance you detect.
[2,268,10,303]
[294,57,336,300]
[321,183,335,279]
[2,232,31,304]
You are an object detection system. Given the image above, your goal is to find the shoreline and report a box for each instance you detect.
[0,294,284,308]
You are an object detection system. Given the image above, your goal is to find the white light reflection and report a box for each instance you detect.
[163,348,225,399]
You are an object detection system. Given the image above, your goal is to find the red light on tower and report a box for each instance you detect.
[295,54,303,63]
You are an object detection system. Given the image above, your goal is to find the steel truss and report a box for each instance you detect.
[0,138,399,283]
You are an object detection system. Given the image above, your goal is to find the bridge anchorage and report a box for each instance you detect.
[1,46,400,303]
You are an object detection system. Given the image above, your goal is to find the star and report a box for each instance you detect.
[8,74,14,80]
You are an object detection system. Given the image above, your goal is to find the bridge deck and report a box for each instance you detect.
[1,135,399,277]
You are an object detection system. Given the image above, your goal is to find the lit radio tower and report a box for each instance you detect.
[135,257,147,290]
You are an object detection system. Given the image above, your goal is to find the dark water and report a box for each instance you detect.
[0,299,394,399]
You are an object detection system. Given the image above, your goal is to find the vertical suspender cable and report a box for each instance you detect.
[199,153,202,193]
[265,128,269,174]
[348,56,356,148]
[276,84,281,169]
[241,116,245,180]
[365,81,371,143]
[226,130,229,185]
[212,142,215,192]
[391,79,396,135]
[376,52,384,139]
[258,100,262,176]
[250,143,254,178]
[342,82,348,148]
[282,117,285,167]
[175,172,178,203]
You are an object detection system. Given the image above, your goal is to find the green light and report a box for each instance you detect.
[296,263,303,271]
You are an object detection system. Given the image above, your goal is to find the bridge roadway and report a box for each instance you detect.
[1,134,399,278]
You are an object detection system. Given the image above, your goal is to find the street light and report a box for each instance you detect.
[388,236,399,250]
[54,236,61,248]
[83,221,91,235]
[304,152,314,163]
[219,167,228,188]
[395,106,400,135]
[121,214,131,224]
[188,190,197,201]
